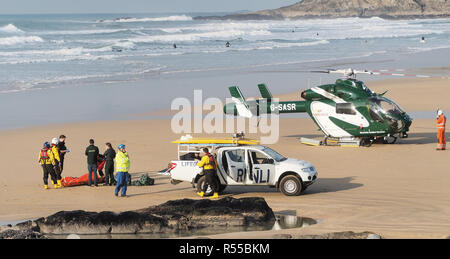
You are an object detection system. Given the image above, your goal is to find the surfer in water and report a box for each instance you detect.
[173,43,177,49]
[226,41,230,48]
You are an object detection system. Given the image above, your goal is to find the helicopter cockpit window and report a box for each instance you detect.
[361,83,374,95]
[369,97,404,115]
[336,103,356,115]
[368,106,384,123]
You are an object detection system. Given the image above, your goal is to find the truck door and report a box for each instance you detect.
[247,150,275,185]
[224,149,247,184]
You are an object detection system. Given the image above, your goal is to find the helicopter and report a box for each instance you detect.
[223,68,413,146]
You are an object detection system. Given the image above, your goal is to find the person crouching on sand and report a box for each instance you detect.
[115,144,130,197]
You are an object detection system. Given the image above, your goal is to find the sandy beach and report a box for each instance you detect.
[1,76,450,239]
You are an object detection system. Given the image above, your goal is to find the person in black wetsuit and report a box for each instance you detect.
[57,135,69,173]
[103,142,117,186]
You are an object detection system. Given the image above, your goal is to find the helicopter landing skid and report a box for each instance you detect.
[300,135,401,147]
[300,136,362,147]
[325,137,362,147]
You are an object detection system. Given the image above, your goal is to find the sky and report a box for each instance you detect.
[0,0,300,14]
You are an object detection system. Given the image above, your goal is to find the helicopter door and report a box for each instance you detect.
[224,149,247,184]
[311,101,352,137]
[311,101,369,138]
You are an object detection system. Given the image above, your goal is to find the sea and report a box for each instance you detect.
[0,13,449,129]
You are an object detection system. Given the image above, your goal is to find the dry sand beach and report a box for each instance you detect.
[1,77,450,239]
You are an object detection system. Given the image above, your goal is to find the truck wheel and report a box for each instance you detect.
[279,175,303,196]
[218,184,227,194]
[196,176,214,197]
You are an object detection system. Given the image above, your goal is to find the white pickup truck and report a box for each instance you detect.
[167,140,318,196]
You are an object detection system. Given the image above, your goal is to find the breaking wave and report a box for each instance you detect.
[101,15,193,23]
[0,24,24,34]
[0,36,43,45]
[128,29,271,43]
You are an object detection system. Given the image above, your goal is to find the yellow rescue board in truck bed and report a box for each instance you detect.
[172,138,259,145]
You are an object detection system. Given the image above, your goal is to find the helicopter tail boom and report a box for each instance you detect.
[224,85,308,117]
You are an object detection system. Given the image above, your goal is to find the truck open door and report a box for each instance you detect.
[223,149,247,185]
[247,149,275,185]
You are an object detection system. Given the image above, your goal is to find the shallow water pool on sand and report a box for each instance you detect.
[44,212,317,239]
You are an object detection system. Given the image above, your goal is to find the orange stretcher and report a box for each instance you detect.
[61,159,106,187]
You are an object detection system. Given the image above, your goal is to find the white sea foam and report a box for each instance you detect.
[128,29,266,43]
[407,45,450,53]
[0,36,43,45]
[37,28,131,35]
[113,41,136,49]
[0,46,118,64]
[0,65,166,93]
[0,46,112,57]
[0,55,115,65]
[102,15,193,23]
[1,15,449,96]
[0,24,24,34]
[160,28,183,33]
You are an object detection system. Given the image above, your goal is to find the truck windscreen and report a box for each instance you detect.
[262,147,287,162]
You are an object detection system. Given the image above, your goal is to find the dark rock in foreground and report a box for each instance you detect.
[16,197,275,235]
[0,229,47,239]
[296,231,381,239]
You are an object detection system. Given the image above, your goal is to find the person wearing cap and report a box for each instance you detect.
[39,142,58,189]
[436,110,446,150]
[115,144,130,197]
[57,135,69,173]
[85,139,100,187]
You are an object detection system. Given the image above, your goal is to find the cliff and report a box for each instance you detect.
[195,0,450,20]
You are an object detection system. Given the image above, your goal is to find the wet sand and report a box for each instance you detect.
[1,77,450,239]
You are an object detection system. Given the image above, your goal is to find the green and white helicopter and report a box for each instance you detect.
[224,68,413,146]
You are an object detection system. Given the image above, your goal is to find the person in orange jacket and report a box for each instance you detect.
[436,109,446,150]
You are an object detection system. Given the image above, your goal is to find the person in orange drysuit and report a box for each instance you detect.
[436,110,446,150]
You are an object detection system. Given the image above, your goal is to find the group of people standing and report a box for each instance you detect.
[38,135,69,189]
[38,136,131,197]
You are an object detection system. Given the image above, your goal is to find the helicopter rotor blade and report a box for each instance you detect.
[252,67,449,79]
[309,70,331,74]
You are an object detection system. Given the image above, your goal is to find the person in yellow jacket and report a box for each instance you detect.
[38,142,59,189]
[197,148,219,199]
[51,138,62,188]
[114,144,130,197]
